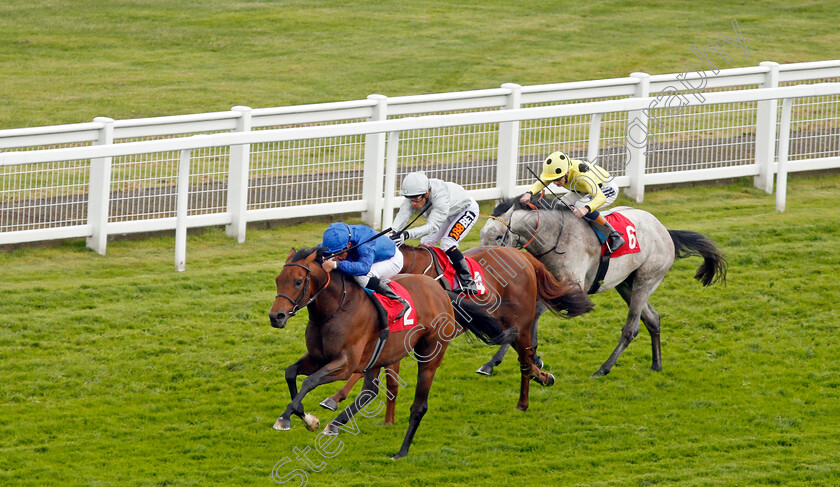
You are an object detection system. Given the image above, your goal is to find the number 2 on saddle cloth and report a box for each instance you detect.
[365,281,419,332]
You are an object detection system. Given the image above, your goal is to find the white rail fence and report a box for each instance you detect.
[1,60,839,269]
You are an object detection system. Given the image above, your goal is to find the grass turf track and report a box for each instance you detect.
[1,173,839,486]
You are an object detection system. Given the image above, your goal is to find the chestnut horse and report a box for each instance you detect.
[320,244,593,417]
[269,246,510,459]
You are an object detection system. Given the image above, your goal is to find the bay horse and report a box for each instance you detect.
[319,244,593,416]
[269,246,510,459]
[480,196,727,377]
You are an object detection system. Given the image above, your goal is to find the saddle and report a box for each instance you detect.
[586,210,640,294]
[425,246,488,296]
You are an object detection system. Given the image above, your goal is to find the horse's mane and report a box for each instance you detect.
[491,194,569,216]
[292,246,328,263]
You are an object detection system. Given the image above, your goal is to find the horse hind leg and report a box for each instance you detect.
[477,343,509,376]
[477,303,546,376]
[592,279,660,377]
[393,337,446,460]
[392,360,437,459]
[615,280,662,372]
[641,303,662,372]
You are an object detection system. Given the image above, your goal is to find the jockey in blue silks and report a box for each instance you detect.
[321,223,410,330]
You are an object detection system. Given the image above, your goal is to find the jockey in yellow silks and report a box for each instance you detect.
[520,151,626,252]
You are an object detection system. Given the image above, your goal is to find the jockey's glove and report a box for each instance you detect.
[390,231,408,245]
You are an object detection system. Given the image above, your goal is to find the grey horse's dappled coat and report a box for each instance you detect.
[480,196,726,377]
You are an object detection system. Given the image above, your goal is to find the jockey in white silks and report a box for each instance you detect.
[390,172,480,293]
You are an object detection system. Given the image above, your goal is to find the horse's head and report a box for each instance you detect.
[269,247,328,328]
[480,197,519,247]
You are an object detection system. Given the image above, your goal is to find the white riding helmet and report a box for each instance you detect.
[400,172,431,197]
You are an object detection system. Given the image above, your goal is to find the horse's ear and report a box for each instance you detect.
[286,248,295,263]
[303,249,319,264]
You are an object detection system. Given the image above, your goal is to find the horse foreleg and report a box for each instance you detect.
[592,298,644,377]
[275,355,348,431]
[320,372,364,411]
[383,362,401,426]
[324,367,382,434]
[477,343,509,376]
[284,354,318,401]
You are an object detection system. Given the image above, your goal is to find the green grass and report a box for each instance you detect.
[2,0,839,129]
[2,173,839,486]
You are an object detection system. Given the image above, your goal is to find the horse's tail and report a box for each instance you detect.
[668,230,728,286]
[446,291,514,345]
[521,251,593,318]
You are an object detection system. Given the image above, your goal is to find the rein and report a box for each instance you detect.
[276,261,346,322]
[519,202,541,250]
[494,203,566,257]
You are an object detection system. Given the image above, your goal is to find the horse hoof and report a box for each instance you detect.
[534,356,544,369]
[591,369,609,378]
[273,418,291,431]
[323,422,340,436]
[392,452,407,460]
[545,373,555,387]
[476,364,493,376]
[516,403,528,412]
[303,413,320,432]
[319,398,338,411]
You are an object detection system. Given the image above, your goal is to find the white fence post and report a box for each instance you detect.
[626,72,650,202]
[382,131,401,229]
[587,113,602,163]
[497,83,522,198]
[175,148,192,271]
[226,106,252,243]
[755,61,780,193]
[362,94,388,228]
[86,117,114,255]
[775,98,794,212]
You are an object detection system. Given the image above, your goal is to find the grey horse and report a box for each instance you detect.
[479,196,727,377]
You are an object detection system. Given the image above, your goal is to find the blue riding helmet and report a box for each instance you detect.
[322,222,353,254]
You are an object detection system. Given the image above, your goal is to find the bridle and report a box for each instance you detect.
[275,261,345,321]
[489,203,566,258]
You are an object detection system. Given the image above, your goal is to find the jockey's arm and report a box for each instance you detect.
[407,190,449,239]
[391,199,414,233]
[569,173,607,210]
[526,179,548,196]
[337,244,375,276]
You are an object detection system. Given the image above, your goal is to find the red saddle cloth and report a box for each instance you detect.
[372,281,419,333]
[427,247,489,296]
[602,212,642,258]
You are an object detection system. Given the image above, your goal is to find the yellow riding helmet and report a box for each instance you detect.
[539,151,571,182]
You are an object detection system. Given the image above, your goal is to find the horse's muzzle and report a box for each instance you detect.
[269,311,288,329]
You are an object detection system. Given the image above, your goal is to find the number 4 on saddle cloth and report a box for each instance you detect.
[363,281,419,333]
[427,247,489,296]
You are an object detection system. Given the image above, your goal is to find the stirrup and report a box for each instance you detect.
[394,299,410,320]
[458,278,480,294]
[607,232,625,252]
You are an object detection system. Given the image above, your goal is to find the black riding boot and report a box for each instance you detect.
[445,247,479,294]
[588,216,625,253]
